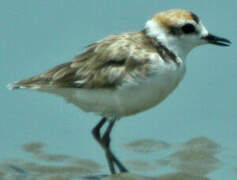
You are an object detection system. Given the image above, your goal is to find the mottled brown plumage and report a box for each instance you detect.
[152,9,198,28]
[12,31,175,89]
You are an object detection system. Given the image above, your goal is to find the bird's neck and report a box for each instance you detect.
[142,30,179,65]
[144,21,193,60]
[160,37,193,60]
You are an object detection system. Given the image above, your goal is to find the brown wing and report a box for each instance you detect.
[10,32,158,89]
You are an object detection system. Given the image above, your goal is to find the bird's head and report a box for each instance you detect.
[145,9,231,59]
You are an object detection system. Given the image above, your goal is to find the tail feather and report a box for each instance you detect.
[7,75,47,90]
[7,81,27,90]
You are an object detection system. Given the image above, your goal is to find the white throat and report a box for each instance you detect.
[145,20,194,60]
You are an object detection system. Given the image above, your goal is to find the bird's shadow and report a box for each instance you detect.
[0,136,222,180]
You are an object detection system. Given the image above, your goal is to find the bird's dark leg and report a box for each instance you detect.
[101,119,116,174]
[92,117,128,174]
[92,117,107,142]
[92,117,115,174]
[101,119,128,173]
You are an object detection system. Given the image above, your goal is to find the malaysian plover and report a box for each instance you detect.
[8,9,231,174]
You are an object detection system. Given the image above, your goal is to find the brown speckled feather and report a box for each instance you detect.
[12,31,173,89]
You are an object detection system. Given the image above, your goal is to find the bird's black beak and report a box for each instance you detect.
[202,33,231,46]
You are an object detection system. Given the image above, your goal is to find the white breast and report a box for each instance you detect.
[114,58,186,116]
[43,57,186,118]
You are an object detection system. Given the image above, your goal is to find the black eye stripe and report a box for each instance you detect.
[169,23,197,36]
[181,23,196,34]
[169,26,182,35]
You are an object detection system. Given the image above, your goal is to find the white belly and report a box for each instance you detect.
[42,61,185,118]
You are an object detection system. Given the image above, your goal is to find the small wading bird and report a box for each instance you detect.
[8,9,231,174]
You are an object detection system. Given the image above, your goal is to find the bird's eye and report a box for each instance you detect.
[181,23,196,34]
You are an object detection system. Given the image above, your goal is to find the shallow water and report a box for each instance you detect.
[0,135,236,179]
[1,1,237,180]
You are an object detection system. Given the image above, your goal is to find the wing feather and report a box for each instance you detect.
[10,32,158,89]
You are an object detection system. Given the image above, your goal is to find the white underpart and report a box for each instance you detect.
[40,53,185,118]
[145,20,209,60]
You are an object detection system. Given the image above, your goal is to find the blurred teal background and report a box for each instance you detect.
[1,1,236,179]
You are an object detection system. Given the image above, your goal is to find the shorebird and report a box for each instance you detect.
[8,9,231,174]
